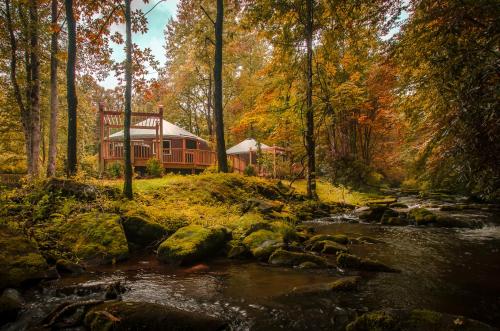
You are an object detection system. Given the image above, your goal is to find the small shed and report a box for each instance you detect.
[226,138,288,177]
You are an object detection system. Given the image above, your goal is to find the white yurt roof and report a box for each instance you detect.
[226,138,270,155]
[109,118,206,142]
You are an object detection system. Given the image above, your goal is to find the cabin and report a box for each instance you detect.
[98,105,215,174]
[226,138,289,178]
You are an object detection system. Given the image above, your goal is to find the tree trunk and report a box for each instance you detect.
[305,0,317,199]
[28,0,40,177]
[123,0,133,199]
[213,0,228,172]
[65,0,78,176]
[4,0,31,174]
[47,0,59,177]
[206,69,213,139]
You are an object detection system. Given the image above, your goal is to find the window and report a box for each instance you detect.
[163,140,171,155]
[186,139,197,150]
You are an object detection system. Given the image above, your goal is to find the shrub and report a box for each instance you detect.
[146,158,163,178]
[243,165,256,176]
[107,162,123,179]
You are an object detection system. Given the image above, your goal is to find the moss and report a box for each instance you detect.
[381,217,408,226]
[346,311,398,331]
[55,212,129,264]
[289,276,361,297]
[120,215,168,250]
[408,208,436,225]
[321,241,348,254]
[408,208,481,228]
[242,229,283,260]
[84,301,227,331]
[268,248,328,267]
[337,253,398,272]
[305,234,349,248]
[270,221,297,242]
[0,225,49,289]
[157,225,228,265]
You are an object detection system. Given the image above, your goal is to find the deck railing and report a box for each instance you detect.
[103,141,215,167]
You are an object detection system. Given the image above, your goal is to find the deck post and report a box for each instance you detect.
[158,105,164,163]
[98,102,105,174]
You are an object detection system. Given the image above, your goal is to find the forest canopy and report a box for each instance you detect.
[0,0,498,200]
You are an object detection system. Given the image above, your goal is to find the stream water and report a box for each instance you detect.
[3,194,500,330]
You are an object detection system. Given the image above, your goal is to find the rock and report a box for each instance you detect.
[408,208,436,225]
[322,241,348,254]
[157,225,228,265]
[356,236,384,244]
[389,202,409,208]
[84,301,228,331]
[357,205,389,222]
[242,229,284,259]
[292,200,333,220]
[337,253,399,272]
[0,288,23,325]
[55,212,129,264]
[44,178,119,200]
[380,209,400,223]
[305,234,349,248]
[381,216,409,226]
[0,225,50,289]
[226,241,249,259]
[408,208,481,228]
[121,215,168,249]
[56,259,85,275]
[242,198,283,215]
[346,309,496,331]
[296,261,320,269]
[268,249,329,267]
[104,281,127,300]
[288,276,361,296]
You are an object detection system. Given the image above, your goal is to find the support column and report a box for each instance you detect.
[158,105,164,164]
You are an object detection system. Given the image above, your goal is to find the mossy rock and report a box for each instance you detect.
[357,205,389,223]
[308,239,348,254]
[346,309,496,331]
[381,216,409,226]
[0,289,23,326]
[226,240,250,259]
[408,208,481,228]
[268,248,328,267]
[242,229,284,260]
[296,261,320,269]
[389,202,409,209]
[44,178,119,201]
[56,212,129,264]
[242,198,284,215]
[292,200,332,220]
[229,214,271,239]
[337,253,398,273]
[121,215,168,249]
[380,209,400,224]
[305,234,349,248]
[157,225,228,265]
[408,208,437,225]
[55,259,85,275]
[0,225,49,289]
[288,276,361,296]
[84,301,228,331]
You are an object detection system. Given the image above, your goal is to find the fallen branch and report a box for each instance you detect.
[42,299,105,327]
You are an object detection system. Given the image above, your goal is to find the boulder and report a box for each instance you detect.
[309,240,348,254]
[380,209,400,223]
[157,225,228,265]
[287,276,361,296]
[242,198,283,215]
[0,225,49,289]
[268,249,329,267]
[226,241,249,259]
[305,234,349,248]
[296,261,320,269]
[292,200,333,220]
[337,253,399,272]
[357,205,389,222]
[56,212,129,264]
[0,288,23,325]
[389,202,409,209]
[84,301,228,331]
[346,309,496,331]
[381,216,409,226]
[121,215,168,249]
[408,208,481,228]
[242,229,284,260]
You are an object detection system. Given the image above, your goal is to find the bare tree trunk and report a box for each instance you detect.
[47,0,59,177]
[27,0,40,177]
[65,0,78,176]
[305,0,317,198]
[207,69,213,139]
[214,0,228,172]
[123,0,133,199]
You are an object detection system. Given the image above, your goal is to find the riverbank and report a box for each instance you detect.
[0,174,499,330]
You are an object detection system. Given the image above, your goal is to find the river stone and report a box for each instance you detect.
[0,288,23,325]
[305,234,349,248]
[0,225,49,289]
[357,205,388,222]
[268,249,329,267]
[242,229,284,260]
[381,216,409,226]
[84,301,228,331]
[321,241,348,254]
[157,225,228,265]
[288,276,361,296]
[56,259,85,275]
[346,309,496,331]
[389,202,409,209]
[408,208,481,228]
[121,215,168,249]
[337,253,399,272]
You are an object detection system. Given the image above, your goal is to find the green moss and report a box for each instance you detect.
[121,215,168,249]
[0,225,49,289]
[346,311,398,331]
[268,248,328,267]
[242,229,283,259]
[408,208,436,225]
[157,225,228,265]
[305,234,349,248]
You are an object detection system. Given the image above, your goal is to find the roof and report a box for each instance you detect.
[109,118,206,142]
[226,138,270,155]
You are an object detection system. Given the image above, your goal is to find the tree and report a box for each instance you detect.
[123,0,133,199]
[65,0,77,177]
[47,0,59,177]
[213,0,228,172]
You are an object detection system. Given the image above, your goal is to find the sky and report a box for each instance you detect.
[98,0,180,90]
